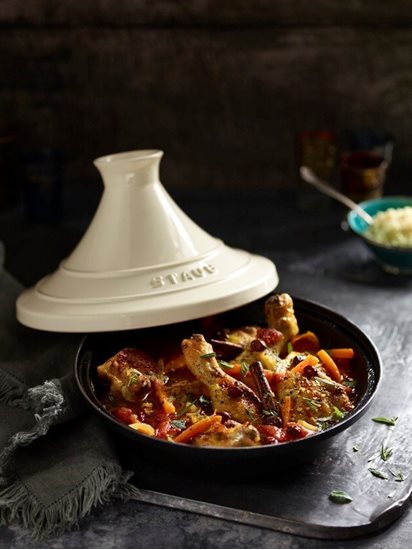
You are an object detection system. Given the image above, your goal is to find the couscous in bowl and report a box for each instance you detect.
[347,196,412,274]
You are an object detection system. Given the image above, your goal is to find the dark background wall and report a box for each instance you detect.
[1,1,412,189]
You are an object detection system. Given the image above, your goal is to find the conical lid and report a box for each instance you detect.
[16,150,278,332]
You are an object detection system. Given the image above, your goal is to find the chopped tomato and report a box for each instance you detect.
[257,424,284,445]
[283,422,311,441]
[112,407,136,425]
[156,419,171,439]
[269,372,286,389]
[149,408,170,437]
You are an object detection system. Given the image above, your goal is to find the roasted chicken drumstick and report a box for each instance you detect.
[264,293,299,353]
[182,333,261,424]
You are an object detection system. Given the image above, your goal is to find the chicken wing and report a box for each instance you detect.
[264,293,299,352]
[192,421,260,447]
[182,334,261,423]
[277,370,353,426]
[97,347,157,402]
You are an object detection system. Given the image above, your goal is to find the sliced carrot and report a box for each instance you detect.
[229,364,274,385]
[153,379,176,414]
[291,331,320,353]
[317,349,342,383]
[174,415,222,443]
[281,395,292,427]
[289,354,318,375]
[225,363,242,377]
[327,348,355,360]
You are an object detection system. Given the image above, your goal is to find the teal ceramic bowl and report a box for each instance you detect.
[347,196,412,274]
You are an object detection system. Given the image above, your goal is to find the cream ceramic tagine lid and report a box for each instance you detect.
[16,150,278,332]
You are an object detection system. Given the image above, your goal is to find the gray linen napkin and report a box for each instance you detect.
[0,258,139,539]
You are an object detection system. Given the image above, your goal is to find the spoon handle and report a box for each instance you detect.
[300,166,374,225]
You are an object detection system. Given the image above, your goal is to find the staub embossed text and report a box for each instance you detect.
[150,264,217,288]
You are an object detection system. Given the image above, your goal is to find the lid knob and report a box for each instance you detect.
[63,149,221,272]
[94,149,163,187]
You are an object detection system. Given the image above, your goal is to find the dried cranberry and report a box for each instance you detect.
[258,424,283,445]
[291,354,307,366]
[220,412,232,423]
[286,423,307,439]
[303,365,318,378]
[250,338,267,352]
[225,420,237,428]
[199,400,214,416]
[267,415,283,428]
[257,328,283,347]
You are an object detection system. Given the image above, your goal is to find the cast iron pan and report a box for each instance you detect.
[75,296,381,474]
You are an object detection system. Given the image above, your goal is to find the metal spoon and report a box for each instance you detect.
[300,166,374,226]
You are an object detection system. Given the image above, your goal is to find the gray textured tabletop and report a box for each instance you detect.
[1,187,412,548]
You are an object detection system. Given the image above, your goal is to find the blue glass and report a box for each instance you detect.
[347,196,412,274]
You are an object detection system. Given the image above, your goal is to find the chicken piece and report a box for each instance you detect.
[192,421,260,447]
[166,378,205,412]
[277,369,353,426]
[224,326,257,347]
[233,329,289,373]
[97,347,158,402]
[264,293,299,352]
[182,334,261,423]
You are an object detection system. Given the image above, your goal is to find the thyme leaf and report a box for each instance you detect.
[329,490,352,504]
[218,360,233,370]
[128,371,140,386]
[170,419,186,430]
[333,406,345,420]
[246,409,257,422]
[177,394,196,417]
[372,416,398,426]
[262,409,279,417]
[240,361,250,377]
[343,379,357,389]
[198,395,210,405]
[315,376,337,388]
[380,445,393,462]
[368,468,388,480]
[388,468,405,482]
[303,397,321,410]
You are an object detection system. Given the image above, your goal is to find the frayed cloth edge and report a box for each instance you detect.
[0,380,65,478]
[0,464,140,540]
